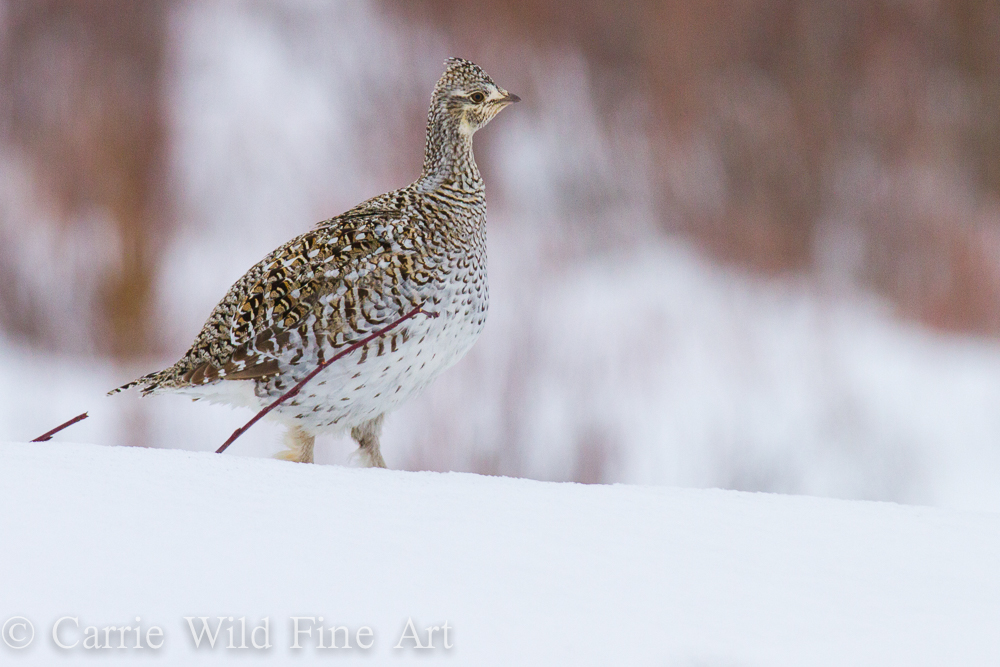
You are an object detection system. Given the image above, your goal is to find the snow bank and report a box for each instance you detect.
[2,441,998,665]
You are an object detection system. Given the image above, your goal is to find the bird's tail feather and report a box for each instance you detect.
[107,369,170,397]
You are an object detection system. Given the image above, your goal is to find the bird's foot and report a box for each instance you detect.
[276,426,315,463]
[358,447,387,469]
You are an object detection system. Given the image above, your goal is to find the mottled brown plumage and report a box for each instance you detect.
[111,58,519,467]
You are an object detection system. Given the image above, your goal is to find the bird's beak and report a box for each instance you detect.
[499,91,521,105]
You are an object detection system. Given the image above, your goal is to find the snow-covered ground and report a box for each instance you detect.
[1,441,998,665]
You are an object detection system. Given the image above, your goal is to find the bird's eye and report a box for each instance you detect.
[469,91,486,104]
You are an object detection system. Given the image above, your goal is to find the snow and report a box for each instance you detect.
[2,441,998,665]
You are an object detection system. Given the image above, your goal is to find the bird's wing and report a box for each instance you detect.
[119,207,413,394]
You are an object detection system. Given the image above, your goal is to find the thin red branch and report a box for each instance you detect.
[31,412,90,442]
[217,305,437,454]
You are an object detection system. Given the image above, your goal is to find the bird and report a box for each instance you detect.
[110,57,519,468]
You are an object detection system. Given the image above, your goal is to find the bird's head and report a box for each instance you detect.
[430,57,519,137]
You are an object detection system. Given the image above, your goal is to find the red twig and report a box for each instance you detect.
[31,412,90,442]
[217,305,437,454]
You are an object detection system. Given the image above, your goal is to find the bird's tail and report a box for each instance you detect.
[107,369,170,397]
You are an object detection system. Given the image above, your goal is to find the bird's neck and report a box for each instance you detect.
[417,109,482,194]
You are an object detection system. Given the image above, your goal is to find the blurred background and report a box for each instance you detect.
[2,0,1000,510]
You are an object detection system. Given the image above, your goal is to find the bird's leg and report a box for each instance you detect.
[351,414,387,468]
[275,425,315,463]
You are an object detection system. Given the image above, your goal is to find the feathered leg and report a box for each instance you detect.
[351,414,387,468]
[275,425,315,463]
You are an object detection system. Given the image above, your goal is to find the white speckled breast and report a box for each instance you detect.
[273,267,487,432]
